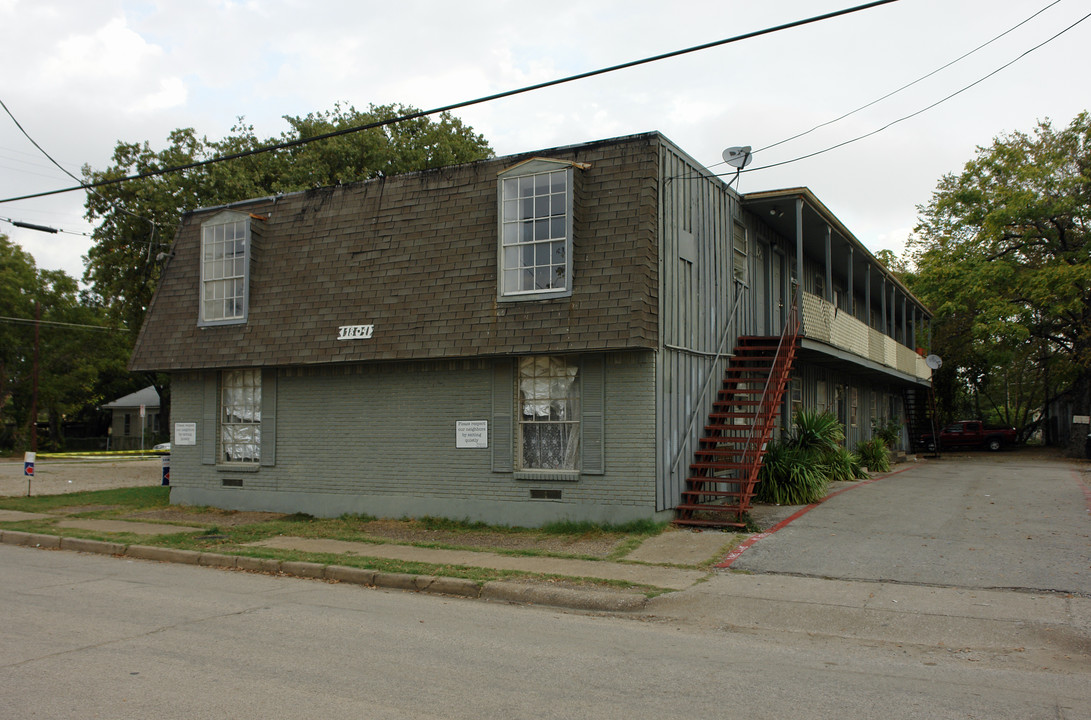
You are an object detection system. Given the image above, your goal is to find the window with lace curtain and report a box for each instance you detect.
[517,356,579,471]
[221,369,261,463]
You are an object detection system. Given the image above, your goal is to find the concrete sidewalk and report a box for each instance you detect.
[0,509,737,610]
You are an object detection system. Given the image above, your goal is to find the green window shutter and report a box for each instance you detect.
[260,368,277,466]
[202,373,217,465]
[581,354,605,475]
[491,359,514,473]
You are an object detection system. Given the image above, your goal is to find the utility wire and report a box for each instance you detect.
[1,215,92,237]
[750,0,1063,156]
[0,315,126,332]
[731,9,1091,177]
[0,96,162,250]
[0,0,899,205]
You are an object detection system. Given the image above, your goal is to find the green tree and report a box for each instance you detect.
[909,112,1091,442]
[82,103,493,332]
[0,234,130,450]
[0,235,38,440]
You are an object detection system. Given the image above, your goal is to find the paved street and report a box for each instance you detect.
[730,454,1091,595]
[3,543,1089,720]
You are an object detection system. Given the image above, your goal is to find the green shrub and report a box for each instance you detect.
[756,441,830,505]
[792,410,844,452]
[872,418,902,449]
[856,438,890,473]
[822,446,867,481]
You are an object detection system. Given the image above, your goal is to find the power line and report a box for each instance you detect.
[732,9,1091,177]
[750,0,1063,156]
[0,0,900,205]
[1,215,92,237]
[0,96,161,249]
[0,315,126,332]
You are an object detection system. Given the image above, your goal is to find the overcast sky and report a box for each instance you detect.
[1,0,1087,281]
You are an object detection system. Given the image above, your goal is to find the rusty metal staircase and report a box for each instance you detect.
[675,305,800,528]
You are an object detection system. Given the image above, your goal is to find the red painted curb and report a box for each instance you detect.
[716,464,917,568]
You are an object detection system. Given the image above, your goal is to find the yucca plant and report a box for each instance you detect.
[756,440,830,505]
[822,446,867,482]
[856,437,890,473]
[872,418,902,449]
[791,410,844,453]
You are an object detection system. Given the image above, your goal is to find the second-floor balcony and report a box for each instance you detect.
[798,291,931,383]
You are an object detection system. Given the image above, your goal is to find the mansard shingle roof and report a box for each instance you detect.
[129,133,661,371]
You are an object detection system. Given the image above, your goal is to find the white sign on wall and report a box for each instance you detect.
[1073,415,1091,425]
[456,421,488,449]
[174,422,197,446]
[337,324,375,341]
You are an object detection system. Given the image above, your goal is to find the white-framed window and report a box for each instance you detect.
[200,211,250,325]
[816,379,828,411]
[517,356,580,470]
[850,387,859,427]
[221,369,261,463]
[498,159,574,300]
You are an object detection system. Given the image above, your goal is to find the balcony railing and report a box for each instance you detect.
[799,291,930,381]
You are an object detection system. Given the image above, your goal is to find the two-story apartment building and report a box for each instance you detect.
[130,132,930,527]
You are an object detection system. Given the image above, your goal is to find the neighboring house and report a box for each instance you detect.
[130,132,931,527]
[101,386,160,451]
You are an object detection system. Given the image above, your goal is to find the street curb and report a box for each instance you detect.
[0,530,648,612]
[482,580,648,612]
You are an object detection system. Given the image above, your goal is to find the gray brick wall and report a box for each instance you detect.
[166,352,660,527]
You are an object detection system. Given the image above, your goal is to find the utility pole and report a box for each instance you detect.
[28,301,39,496]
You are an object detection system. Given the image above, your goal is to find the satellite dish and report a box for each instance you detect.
[926,354,943,370]
[722,146,752,169]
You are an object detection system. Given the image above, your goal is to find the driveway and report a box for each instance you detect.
[727,453,1091,596]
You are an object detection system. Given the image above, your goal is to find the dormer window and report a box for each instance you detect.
[498,158,576,300]
[199,211,250,325]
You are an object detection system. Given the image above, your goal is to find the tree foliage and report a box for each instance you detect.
[0,234,132,450]
[82,103,494,332]
[908,112,1091,439]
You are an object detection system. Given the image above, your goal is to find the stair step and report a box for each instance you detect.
[682,487,747,497]
[672,517,748,529]
[689,462,751,471]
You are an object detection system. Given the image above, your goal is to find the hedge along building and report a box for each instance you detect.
[129,132,931,528]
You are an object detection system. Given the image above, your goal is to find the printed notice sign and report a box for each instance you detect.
[1074,415,1090,425]
[174,422,197,446]
[456,421,488,449]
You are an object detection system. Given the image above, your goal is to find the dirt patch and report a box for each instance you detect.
[50,505,124,515]
[125,508,286,528]
[349,518,626,558]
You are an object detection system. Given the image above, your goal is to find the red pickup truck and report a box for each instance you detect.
[921,420,1017,452]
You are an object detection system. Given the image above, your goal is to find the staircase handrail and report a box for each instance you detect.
[739,297,800,471]
[667,278,749,479]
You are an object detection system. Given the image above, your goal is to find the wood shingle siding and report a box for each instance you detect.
[129,134,662,372]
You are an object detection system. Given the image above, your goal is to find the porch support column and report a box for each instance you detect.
[795,198,804,307]
[880,276,887,334]
[865,264,872,328]
[824,224,833,304]
[910,306,917,349]
[846,247,855,316]
[901,295,907,347]
[889,285,897,342]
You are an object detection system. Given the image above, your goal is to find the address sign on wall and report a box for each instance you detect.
[337,324,375,341]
